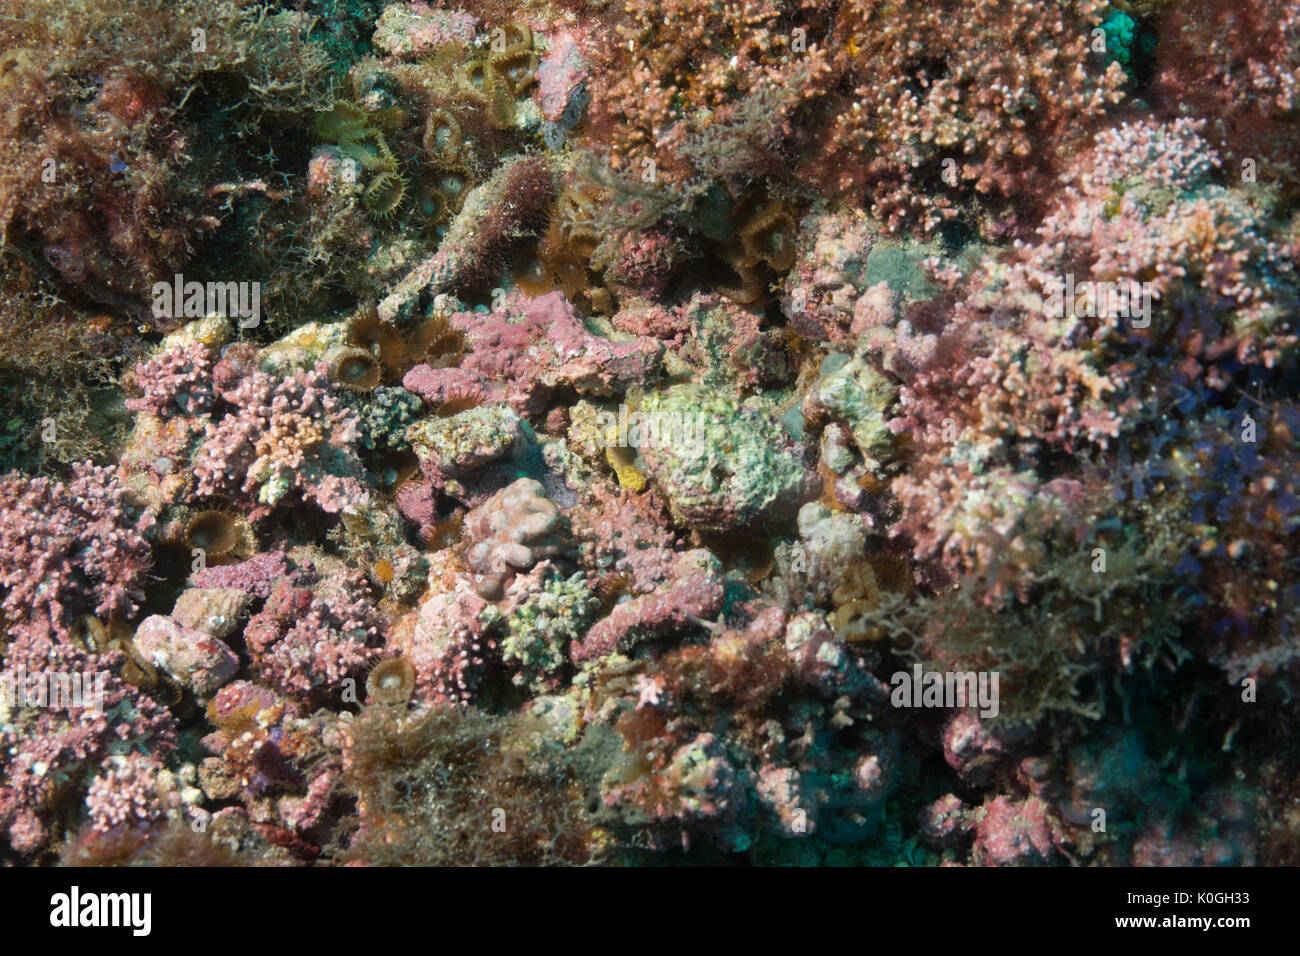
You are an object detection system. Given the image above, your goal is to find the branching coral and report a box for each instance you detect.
[193,364,369,514]
[0,463,154,643]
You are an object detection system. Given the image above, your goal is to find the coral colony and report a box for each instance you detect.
[0,0,1297,868]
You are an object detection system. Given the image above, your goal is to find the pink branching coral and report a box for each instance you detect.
[0,462,154,642]
[124,342,217,418]
[85,754,166,832]
[194,364,368,514]
[0,644,176,855]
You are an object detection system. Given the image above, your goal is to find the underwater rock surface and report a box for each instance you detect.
[0,0,1296,867]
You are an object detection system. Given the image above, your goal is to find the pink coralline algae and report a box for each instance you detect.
[124,342,218,418]
[569,485,683,592]
[244,571,385,703]
[85,754,166,832]
[370,3,478,60]
[971,796,1065,867]
[919,794,974,850]
[402,561,499,707]
[0,462,154,642]
[134,610,241,704]
[404,292,662,417]
[755,764,817,837]
[0,645,176,855]
[243,561,384,702]
[535,31,591,125]
[571,549,724,663]
[782,212,878,344]
[198,680,340,843]
[189,551,290,599]
[194,364,369,514]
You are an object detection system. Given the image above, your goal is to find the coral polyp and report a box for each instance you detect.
[326,346,384,392]
[365,657,417,705]
[183,509,241,558]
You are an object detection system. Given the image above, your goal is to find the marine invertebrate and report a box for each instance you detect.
[712,193,800,305]
[325,346,384,393]
[346,301,408,379]
[365,657,416,706]
[379,154,558,320]
[537,174,618,314]
[183,509,243,560]
[357,386,424,453]
[433,387,485,418]
[364,169,409,219]
[316,102,406,226]
[463,478,568,600]
[345,301,466,388]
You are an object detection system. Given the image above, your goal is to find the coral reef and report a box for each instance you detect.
[0,0,1298,872]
